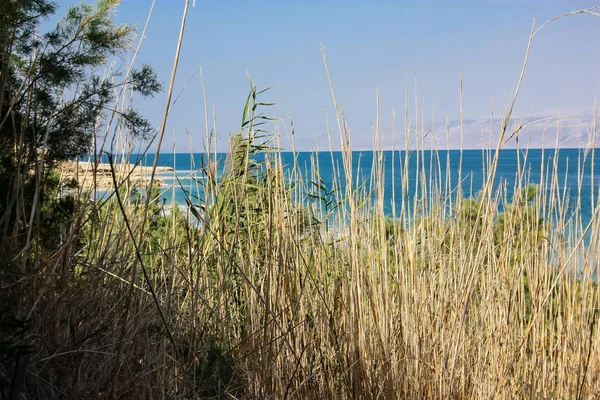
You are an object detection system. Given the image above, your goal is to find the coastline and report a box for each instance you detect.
[58,161,173,190]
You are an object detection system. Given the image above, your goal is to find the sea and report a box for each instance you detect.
[93,149,600,227]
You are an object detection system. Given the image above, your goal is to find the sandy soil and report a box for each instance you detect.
[58,161,173,190]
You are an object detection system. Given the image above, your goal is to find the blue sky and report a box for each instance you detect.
[54,1,600,151]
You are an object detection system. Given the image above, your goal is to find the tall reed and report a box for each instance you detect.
[2,4,599,399]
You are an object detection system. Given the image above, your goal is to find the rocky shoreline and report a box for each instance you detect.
[58,161,173,190]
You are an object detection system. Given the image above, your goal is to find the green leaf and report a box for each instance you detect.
[256,82,280,95]
[241,91,252,127]
[185,198,204,223]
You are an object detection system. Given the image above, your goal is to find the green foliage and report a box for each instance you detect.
[130,185,167,231]
[0,0,162,245]
[406,184,547,275]
[1,1,159,160]
[450,184,546,258]
[0,1,162,396]
[210,82,279,242]
[0,1,57,59]
[306,169,342,231]
[0,0,164,256]
[493,183,546,256]
[383,216,402,241]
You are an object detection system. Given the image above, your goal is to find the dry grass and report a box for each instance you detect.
[18,88,600,399]
[2,4,600,400]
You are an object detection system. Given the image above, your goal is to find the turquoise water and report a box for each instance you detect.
[92,149,600,224]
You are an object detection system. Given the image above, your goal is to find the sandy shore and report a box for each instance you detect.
[58,161,173,190]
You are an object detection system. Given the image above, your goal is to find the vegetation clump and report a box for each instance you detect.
[0,1,599,399]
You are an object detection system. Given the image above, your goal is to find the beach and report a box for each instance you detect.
[58,160,173,190]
